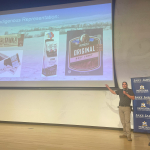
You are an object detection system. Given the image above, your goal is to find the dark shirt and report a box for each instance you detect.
[115,89,134,106]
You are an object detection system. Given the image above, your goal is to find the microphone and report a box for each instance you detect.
[123,89,125,97]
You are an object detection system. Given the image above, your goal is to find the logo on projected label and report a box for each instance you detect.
[68,34,102,72]
[46,32,54,40]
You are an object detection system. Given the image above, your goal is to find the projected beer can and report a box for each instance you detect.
[65,29,103,76]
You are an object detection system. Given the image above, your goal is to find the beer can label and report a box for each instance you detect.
[65,29,103,76]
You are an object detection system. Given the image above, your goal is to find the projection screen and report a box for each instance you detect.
[0,0,115,87]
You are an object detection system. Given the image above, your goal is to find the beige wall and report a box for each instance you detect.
[0,90,122,128]
[0,0,150,128]
[114,0,150,88]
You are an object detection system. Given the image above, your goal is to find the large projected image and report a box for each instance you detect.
[0,0,114,87]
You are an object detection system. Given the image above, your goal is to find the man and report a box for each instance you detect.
[105,82,135,141]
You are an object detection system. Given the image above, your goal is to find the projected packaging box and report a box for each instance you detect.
[42,32,59,76]
[65,29,103,76]
[0,34,24,47]
[0,52,20,75]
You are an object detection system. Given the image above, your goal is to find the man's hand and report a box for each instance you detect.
[105,84,116,95]
[123,91,135,100]
[105,84,109,88]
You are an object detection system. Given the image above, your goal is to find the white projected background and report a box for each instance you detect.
[0,0,114,87]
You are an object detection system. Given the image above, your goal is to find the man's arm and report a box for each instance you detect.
[123,91,135,100]
[105,84,116,95]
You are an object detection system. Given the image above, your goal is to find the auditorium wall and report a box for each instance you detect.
[0,0,150,128]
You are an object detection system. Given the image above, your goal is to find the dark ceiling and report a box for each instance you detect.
[0,0,92,11]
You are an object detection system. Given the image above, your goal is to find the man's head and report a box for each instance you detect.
[122,81,128,89]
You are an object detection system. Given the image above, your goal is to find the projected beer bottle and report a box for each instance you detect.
[42,37,57,76]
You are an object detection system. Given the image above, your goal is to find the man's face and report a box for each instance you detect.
[122,82,127,89]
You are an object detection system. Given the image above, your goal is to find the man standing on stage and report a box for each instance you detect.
[105,82,135,141]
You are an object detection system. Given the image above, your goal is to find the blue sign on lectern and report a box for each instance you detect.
[131,77,150,133]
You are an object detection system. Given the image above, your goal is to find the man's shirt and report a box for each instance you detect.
[115,89,135,106]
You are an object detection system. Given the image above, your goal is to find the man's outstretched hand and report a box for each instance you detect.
[105,84,116,95]
[105,84,109,88]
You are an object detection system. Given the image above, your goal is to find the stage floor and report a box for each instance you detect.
[0,123,149,150]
